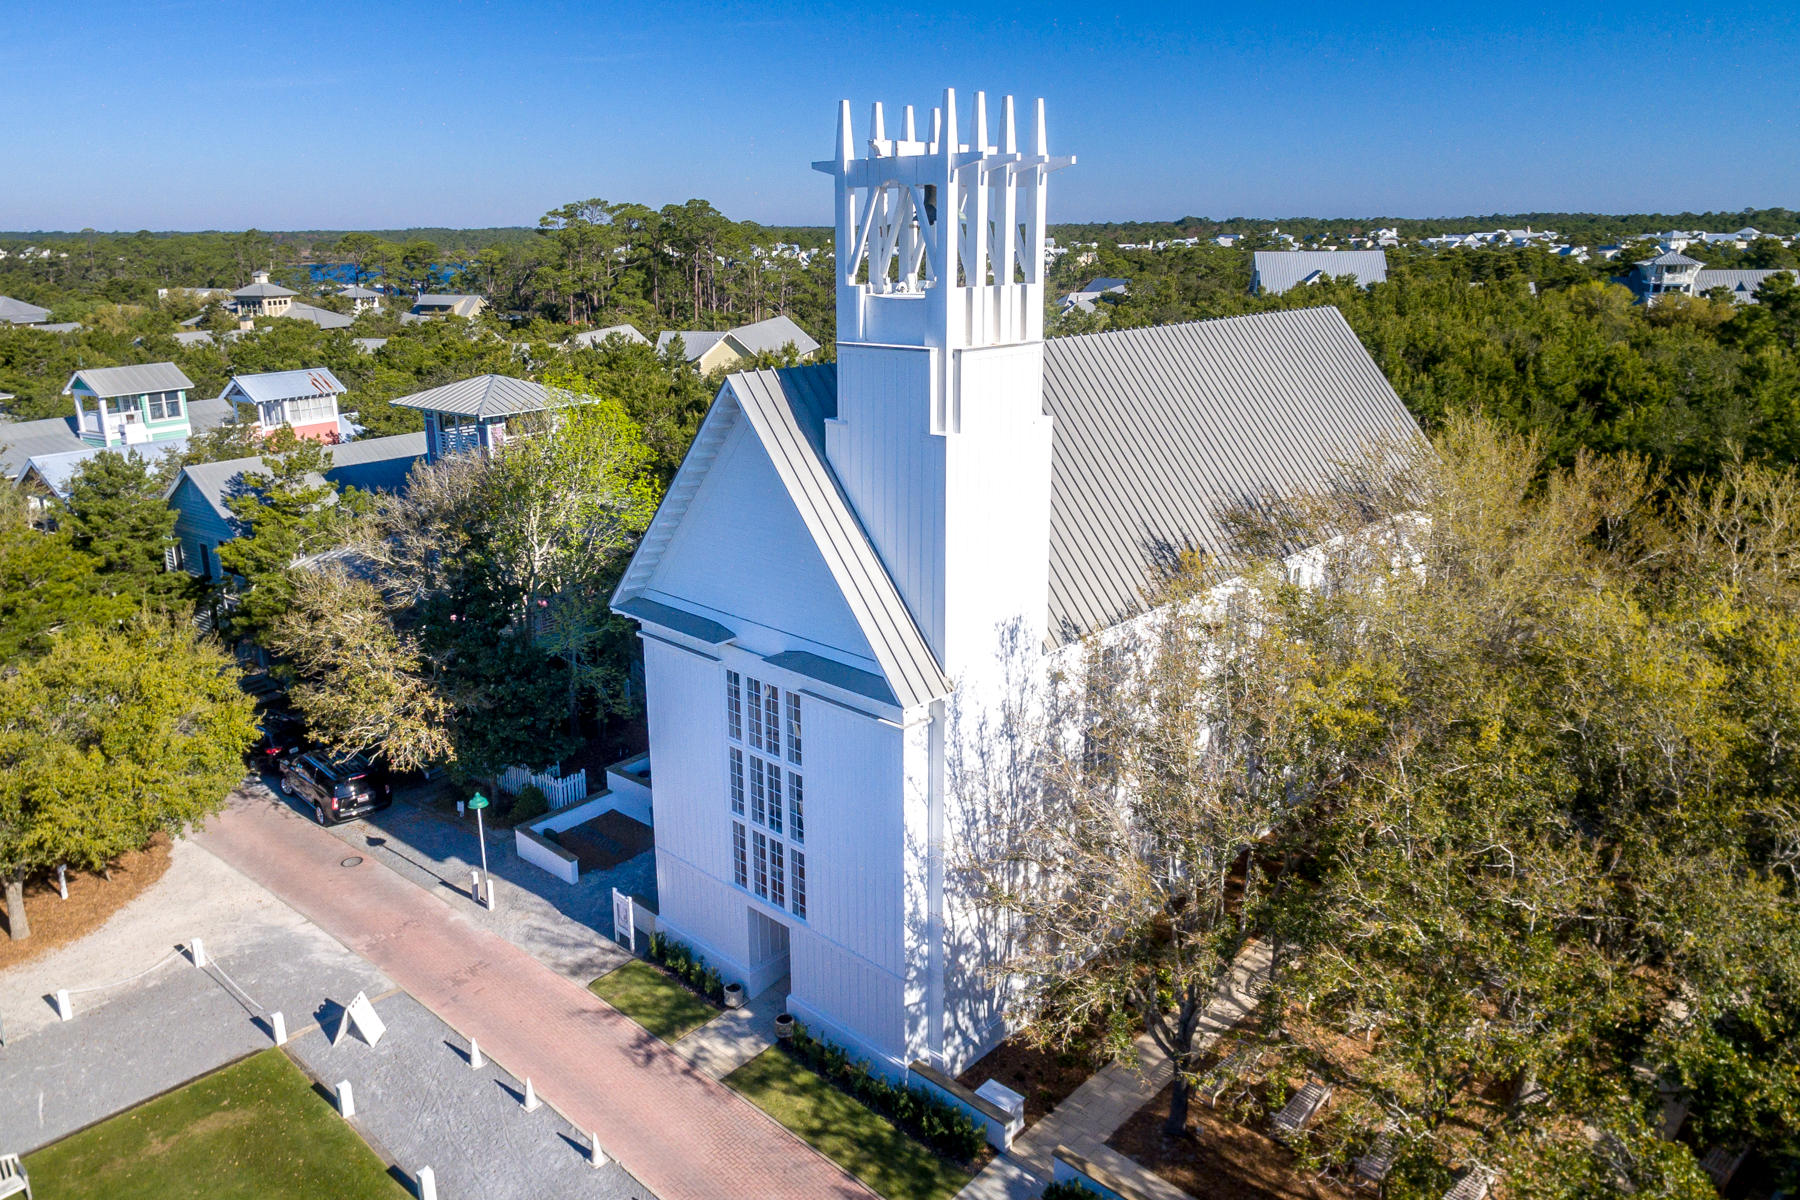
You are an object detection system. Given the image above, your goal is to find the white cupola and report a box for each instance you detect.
[815,90,1074,679]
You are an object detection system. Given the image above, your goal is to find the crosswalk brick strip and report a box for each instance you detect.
[198,795,875,1200]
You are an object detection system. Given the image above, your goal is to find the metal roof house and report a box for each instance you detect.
[1252,249,1389,295]
[406,293,487,320]
[1,394,231,482]
[655,315,821,373]
[230,270,296,318]
[570,323,651,349]
[63,363,200,450]
[337,285,384,312]
[391,374,603,463]
[1621,253,1795,304]
[220,368,349,443]
[166,432,426,580]
[0,295,52,325]
[610,91,1424,1083]
[1057,276,1130,315]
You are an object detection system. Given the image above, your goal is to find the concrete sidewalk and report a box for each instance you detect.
[671,974,789,1079]
[198,789,875,1200]
[954,940,1275,1200]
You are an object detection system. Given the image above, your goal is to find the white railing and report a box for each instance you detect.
[498,765,587,810]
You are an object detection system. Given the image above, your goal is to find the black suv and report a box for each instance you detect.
[281,752,391,825]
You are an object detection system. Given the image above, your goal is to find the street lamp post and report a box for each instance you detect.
[468,791,494,910]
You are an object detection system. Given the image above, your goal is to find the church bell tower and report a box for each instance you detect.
[814,89,1074,681]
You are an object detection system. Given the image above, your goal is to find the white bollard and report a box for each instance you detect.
[468,1038,483,1069]
[57,864,68,900]
[590,1131,608,1168]
[55,989,73,1021]
[190,938,207,969]
[485,877,498,912]
[469,869,481,901]
[271,1011,287,1046]
[336,1080,355,1118]
[417,1166,438,1200]
[523,1077,540,1112]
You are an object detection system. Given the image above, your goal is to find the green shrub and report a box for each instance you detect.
[781,1024,984,1163]
[645,931,727,1005]
[1043,1182,1101,1200]
[510,784,550,824]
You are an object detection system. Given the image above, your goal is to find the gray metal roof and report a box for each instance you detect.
[0,415,87,478]
[1694,268,1794,298]
[1078,277,1130,295]
[656,329,729,360]
[571,324,651,348]
[222,368,346,405]
[616,596,735,644]
[64,362,195,398]
[172,431,425,523]
[617,308,1420,698]
[1252,250,1389,294]
[725,315,821,359]
[338,285,383,299]
[0,295,52,324]
[233,281,296,298]
[1041,307,1421,643]
[1647,250,1702,266]
[389,374,551,419]
[284,302,354,329]
[18,438,191,498]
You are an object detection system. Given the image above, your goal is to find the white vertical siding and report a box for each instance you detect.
[827,345,947,660]
[650,420,878,665]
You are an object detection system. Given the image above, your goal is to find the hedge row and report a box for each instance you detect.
[645,931,725,1005]
[783,1023,985,1163]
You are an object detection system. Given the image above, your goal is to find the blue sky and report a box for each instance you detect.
[2,0,1796,231]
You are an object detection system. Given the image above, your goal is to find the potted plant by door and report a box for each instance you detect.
[724,982,745,1009]
[774,1013,796,1041]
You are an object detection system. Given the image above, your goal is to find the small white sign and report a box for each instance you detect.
[612,887,635,952]
[334,990,387,1047]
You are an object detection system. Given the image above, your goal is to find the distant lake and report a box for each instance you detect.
[303,262,466,286]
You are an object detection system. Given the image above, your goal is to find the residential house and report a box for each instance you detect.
[220,368,349,443]
[570,323,651,349]
[406,293,487,320]
[3,388,231,483]
[167,431,426,580]
[338,285,384,312]
[0,295,51,325]
[610,92,1422,1079]
[655,315,821,374]
[1622,252,1795,304]
[64,363,202,450]
[392,374,586,463]
[231,270,296,318]
[1057,277,1130,315]
[1252,249,1389,295]
[282,302,355,330]
[16,439,190,526]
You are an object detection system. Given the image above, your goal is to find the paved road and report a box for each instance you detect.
[197,790,875,1200]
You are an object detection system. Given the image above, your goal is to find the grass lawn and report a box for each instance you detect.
[23,1048,407,1200]
[725,1047,974,1200]
[587,958,719,1042]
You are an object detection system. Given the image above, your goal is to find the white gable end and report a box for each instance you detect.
[645,413,879,669]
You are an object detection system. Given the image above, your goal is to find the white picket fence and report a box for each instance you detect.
[497,765,588,810]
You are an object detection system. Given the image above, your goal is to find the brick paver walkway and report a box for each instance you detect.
[198,791,874,1200]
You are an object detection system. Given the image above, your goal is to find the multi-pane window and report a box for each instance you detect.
[786,693,802,765]
[746,678,765,749]
[791,849,806,919]
[726,674,808,920]
[147,390,182,420]
[788,773,804,844]
[764,687,781,759]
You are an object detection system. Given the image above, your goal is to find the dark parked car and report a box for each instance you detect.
[280,752,392,825]
[250,707,309,767]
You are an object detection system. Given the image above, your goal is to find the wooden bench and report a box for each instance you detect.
[0,1154,32,1200]
[1271,1079,1333,1141]
[1699,1145,1747,1189]
[1196,1047,1256,1107]
[1443,1166,1496,1200]
[1352,1127,1397,1187]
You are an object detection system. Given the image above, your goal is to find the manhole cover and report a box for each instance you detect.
[341,856,364,868]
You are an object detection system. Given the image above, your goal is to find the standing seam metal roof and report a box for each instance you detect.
[222,368,347,405]
[1041,307,1420,643]
[1252,250,1389,294]
[63,362,196,398]
[389,374,553,419]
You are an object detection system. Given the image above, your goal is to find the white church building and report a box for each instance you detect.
[611,89,1422,1077]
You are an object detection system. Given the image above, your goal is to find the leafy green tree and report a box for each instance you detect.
[0,502,133,662]
[64,450,186,610]
[216,427,359,643]
[0,619,256,939]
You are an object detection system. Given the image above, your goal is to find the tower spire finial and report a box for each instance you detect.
[837,99,853,166]
[1033,97,1047,157]
[1002,95,1017,155]
[942,88,959,158]
[870,101,885,145]
[974,91,989,153]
